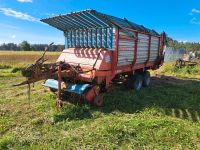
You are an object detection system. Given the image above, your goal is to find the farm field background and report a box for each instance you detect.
[1,51,200,149]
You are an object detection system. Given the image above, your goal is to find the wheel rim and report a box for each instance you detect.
[135,79,142,91]
[146,77,150,85]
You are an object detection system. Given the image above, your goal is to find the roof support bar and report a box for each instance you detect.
[81,12,103,28]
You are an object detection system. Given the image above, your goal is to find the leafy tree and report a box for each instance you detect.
[20,41,31,51]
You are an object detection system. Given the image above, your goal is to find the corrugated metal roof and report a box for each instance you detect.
[41,9,160,36]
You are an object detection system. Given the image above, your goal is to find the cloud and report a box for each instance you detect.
[189,9,200,25]
[11,35,16,39]
[190,17,200,25]
[0,8,39,22]
[17,0,32,2]
[192,8,200,13]
[189,8,200,16]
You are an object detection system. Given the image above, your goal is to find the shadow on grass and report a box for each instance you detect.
[53,105,93,122]
[54,75,200,123]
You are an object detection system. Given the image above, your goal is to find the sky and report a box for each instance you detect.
[0,0,200,44]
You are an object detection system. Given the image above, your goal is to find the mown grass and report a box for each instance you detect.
[0,51,200,149]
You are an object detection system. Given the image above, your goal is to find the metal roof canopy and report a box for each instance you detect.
[41,9,160,36]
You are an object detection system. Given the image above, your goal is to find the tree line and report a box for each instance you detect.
[167,39,200,52]
[0,41,64,51]
[0,40,200,52]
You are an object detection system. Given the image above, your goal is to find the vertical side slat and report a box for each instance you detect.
[88,29,92,47]
[72,30,74,47]
[64,27,114,49]
[108,27,113,49]
[92,28,97,47]
[97,28,102,47]
[103,28,107,48]
[80,30,84,47]
[65,32,68,48]
[76,30,80,47]
[74,30,76,47]
[84,30,87,47]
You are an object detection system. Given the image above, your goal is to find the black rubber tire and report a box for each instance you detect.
[50,88,57,93]
[142,71,151,87]
[126,74,143,91]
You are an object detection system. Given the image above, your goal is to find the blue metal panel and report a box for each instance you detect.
[43,79,91,94]
[97,28,102,48]
[73,30,76,47]
[81,12,101,27]
[92,29,97,47]
[43,79,58,89]
[60,16,77,29]
[68,14,89,29]
[48,18,66,29]
[55,17,73,30]
[103,28,107,48]
[83,30,86,47]
[108,28,113,49]
[65,84,91,94]
[65,27,113,49]
[70,31,72,47]
[62,15,83,29]
[71,30,74,47]
[64,32,68,48]
[86,11,109,27]
[76,30,80,47]
[67,31,71,47]
[80,30,84,47]
[84,30,88,47]
[76,13,97,28]
[88,29,92,48]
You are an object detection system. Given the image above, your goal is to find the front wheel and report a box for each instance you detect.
[142,71,151,87]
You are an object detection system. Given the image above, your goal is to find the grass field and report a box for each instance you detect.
[1,51,200,149]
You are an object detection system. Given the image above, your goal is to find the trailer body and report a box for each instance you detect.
[29,9,166,106]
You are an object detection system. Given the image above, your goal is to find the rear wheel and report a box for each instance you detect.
[126,74,143,91]
[142,71,151,87]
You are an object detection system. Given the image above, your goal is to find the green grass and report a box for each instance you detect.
[155,62,200,79]
[1,54,200,149]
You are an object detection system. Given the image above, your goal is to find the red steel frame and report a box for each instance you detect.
[112,27,164,76]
